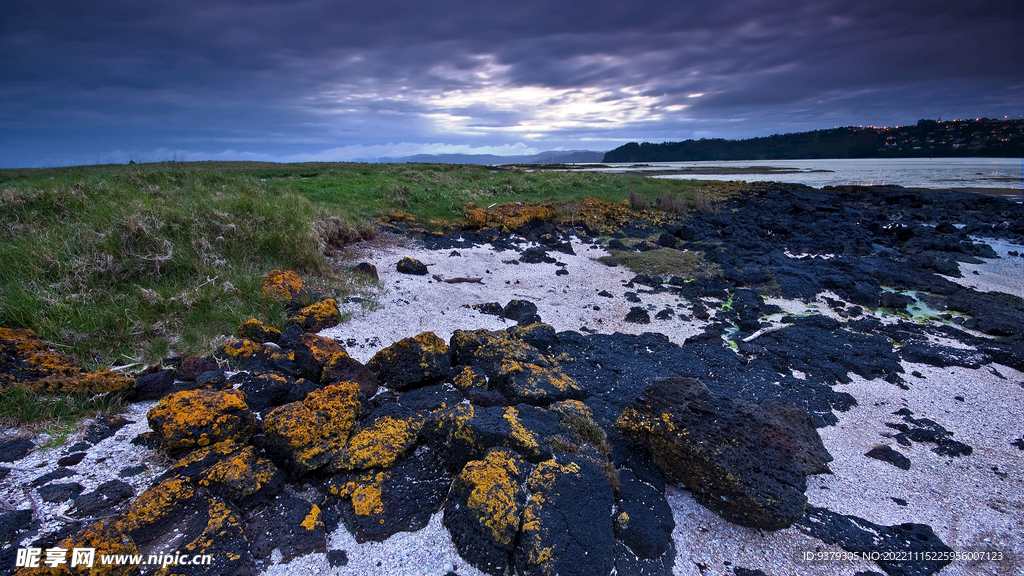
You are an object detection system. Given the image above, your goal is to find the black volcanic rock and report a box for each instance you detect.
[617,378,831,530]
[865,445,911,470]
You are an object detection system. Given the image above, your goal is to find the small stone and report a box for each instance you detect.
[327,550,349,567]
[133,369,176,400]
[32,468,76,487]
[397,257,429,275]
[352,262,379,281]
[39,482,84,503]
[625,307,651,324]
[57,452,86,467]
[73,479,135,517]
[0,438,34,463]
[865,445,911,470]
[598,290,613,298]
[118,465,147,478]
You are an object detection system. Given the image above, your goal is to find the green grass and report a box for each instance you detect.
[0,385,128,449]
[599,247,719,279]
[0,161,738,370]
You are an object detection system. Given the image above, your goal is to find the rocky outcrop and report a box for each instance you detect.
[443,448,533,575]
[616,377,832,530]
[263,382,362,476]
[261,269,304,301]
[1,327,136,397]
[147,389,257,453]
[514,456,616,576]
[396,256,428,275]
[289,298,341,332]
[366,332,451,390]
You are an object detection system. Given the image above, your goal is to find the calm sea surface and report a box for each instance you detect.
[589,158,1023,191]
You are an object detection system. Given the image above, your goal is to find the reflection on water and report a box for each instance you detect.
[584,158,1023,191]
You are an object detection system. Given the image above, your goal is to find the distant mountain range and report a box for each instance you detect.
[603,118,1024,163]
[375,149,606,165]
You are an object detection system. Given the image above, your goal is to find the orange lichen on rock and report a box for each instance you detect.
[261,269,304,301]
[548,399,594,421]
[331,471,387,516]
[117,477,197,533]
[461,201,558,232]
[236,318,282,343]
[456,449,529,546]
[301,504,323,531]
[14,517,139,576]
[495,360,583,406]
[332,414,424,471]
[451,365,488,391]
[220,338,265,361]
[366,331,451,390]
[196,444,281,500]
[502,406,540,452]
[289,298,341,332]
[263,381,362,475]
[32,369,136,396]
[147,388,256,452]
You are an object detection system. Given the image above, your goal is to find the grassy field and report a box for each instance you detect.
[0,161,735,372]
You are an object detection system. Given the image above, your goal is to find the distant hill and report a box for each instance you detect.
[604,118,1024,163]
[378,150,606,165]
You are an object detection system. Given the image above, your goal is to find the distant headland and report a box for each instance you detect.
[604,118,1024,163]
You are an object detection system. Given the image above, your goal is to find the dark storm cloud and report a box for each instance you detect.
[2,0,1022,166]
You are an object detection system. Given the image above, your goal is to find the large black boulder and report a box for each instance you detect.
[514,455,615,576]
[616,378,832,530]
[444,448,534,575]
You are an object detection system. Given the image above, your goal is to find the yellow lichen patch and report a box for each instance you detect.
[31,369,135,395]
[301,504,322,531]
[263,382,362,474]
[261,269,304,300]
[198,445,280,499]
[616,511,630,528]
[451,365,487,390]
[220,338,264,361]
[428,403,477,446]
[118,477,196,532]
[337,471,387,516]
[569,197,636,232]
[498,361,581,402]
[413,331,448,355]
[290,298,341,331]
[16,518,138,576]
[458,450,527,546]
[147,388,255,452]
[549,400,593,421]
[502,407,539,451]
[298,333,346,368]
[460,201,558,233]
[333,414,423,471]
[24,348,81,376]
[237,318,281,342]
[0,327,47,354]
[526,459,580,494]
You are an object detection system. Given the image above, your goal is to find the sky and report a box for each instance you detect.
[2,0,1023,168]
